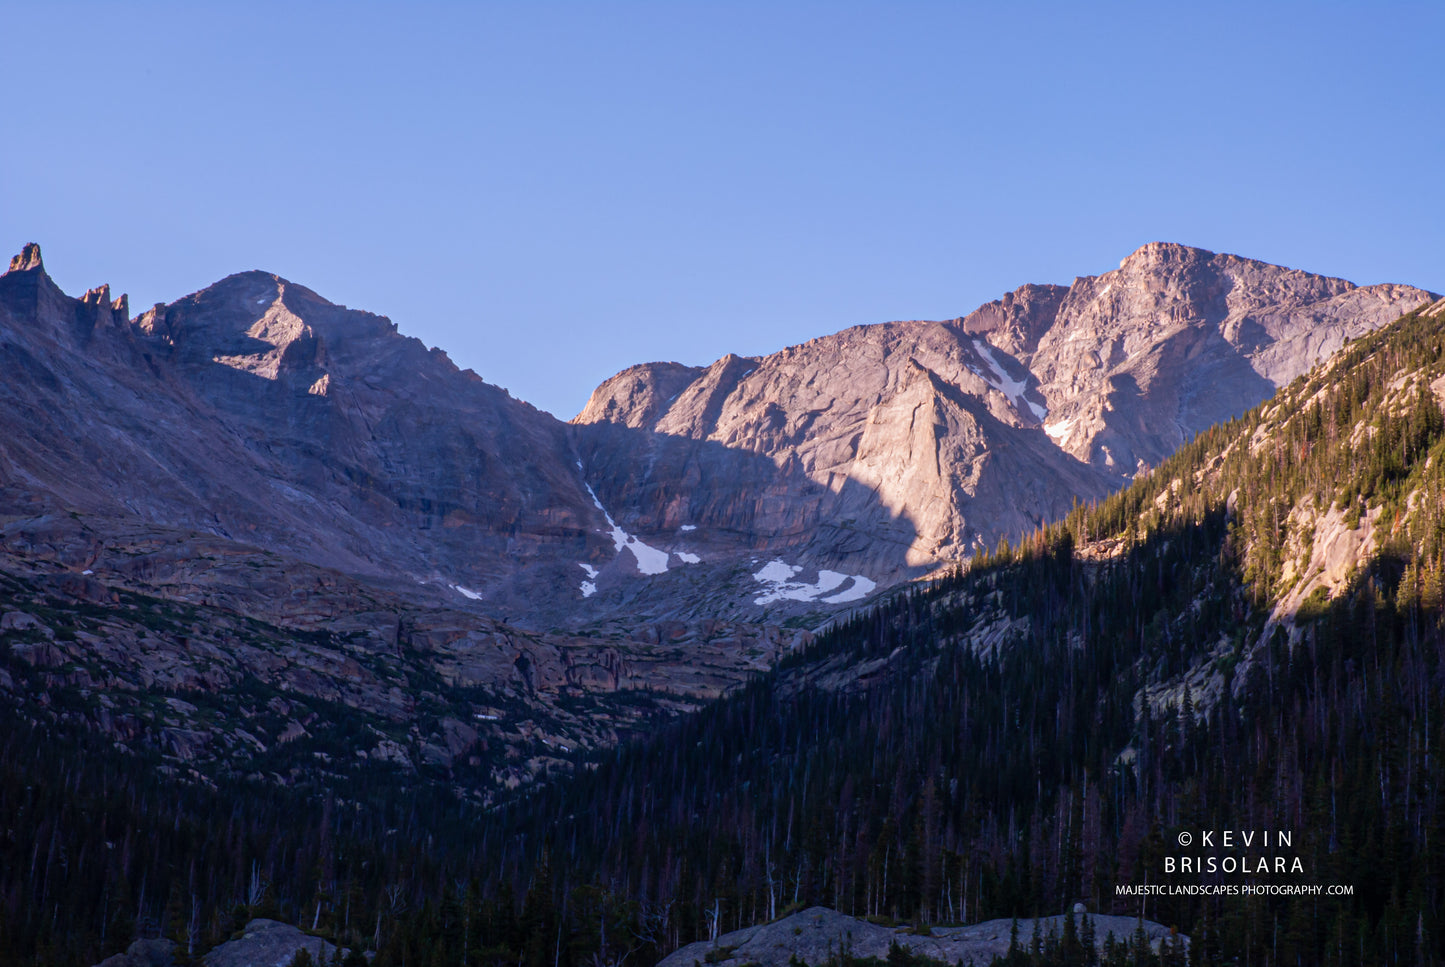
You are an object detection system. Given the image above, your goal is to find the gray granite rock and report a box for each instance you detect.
[93,937,175,967]
[658,906,1184,967]
[201,919,338,967]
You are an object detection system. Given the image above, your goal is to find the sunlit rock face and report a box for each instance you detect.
[576,242,1436,582]
[1027,242,1434,474]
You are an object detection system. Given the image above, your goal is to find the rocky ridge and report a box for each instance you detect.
[0,247,596,623]
[201,920,341,967]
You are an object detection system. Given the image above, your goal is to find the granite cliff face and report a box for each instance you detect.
[575,242,1435,583]
[1028,242,1431,472]
[572,324,1112,589]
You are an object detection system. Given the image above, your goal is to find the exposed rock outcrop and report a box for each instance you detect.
[93,938,175,967]
[8,242,42,272]
[0,537,806,799]
[201,920,339,967]
[658,906,1183,967]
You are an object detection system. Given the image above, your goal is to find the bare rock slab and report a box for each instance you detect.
[658,906,1183,967]
[202,919,338,967]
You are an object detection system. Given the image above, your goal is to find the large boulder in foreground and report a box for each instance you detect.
[201,919,340,967]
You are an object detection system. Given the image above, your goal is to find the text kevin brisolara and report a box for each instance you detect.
[1168,828,1302,873]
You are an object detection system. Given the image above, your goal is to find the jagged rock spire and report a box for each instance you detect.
[7,242,43,273]
[80,283,131,326]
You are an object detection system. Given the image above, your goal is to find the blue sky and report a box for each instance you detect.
[4,2,1442,418]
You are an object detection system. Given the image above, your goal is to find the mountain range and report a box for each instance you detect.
[2,238,1443,966]
[2,240,1432,629]
[0,240,1432,796]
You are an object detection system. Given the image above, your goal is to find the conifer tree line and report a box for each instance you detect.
[2,306,1444,965]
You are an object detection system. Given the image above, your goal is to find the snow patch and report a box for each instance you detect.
[972,338,1044,420]
[751,560,876,606]
[627,541,670,575]
[679,524,697,532]
[823,575,877,604]
[450,584,483,600]
[754,559,801,584]
[576,563,600,597]
[675,551,700,564]
[1044,417,1076,441]
[584,484,670,575]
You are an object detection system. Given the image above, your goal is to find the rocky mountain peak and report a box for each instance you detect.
[0,242,90,334]
[1117,240,1214,270]
[128,269,412,389]
[6,242,43,273]
[573,360,705,427]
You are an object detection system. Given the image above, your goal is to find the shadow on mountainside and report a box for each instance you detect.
[560,418,929,626]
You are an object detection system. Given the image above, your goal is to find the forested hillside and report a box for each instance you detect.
[6,300,1445,966]
[476,300,1445,966]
